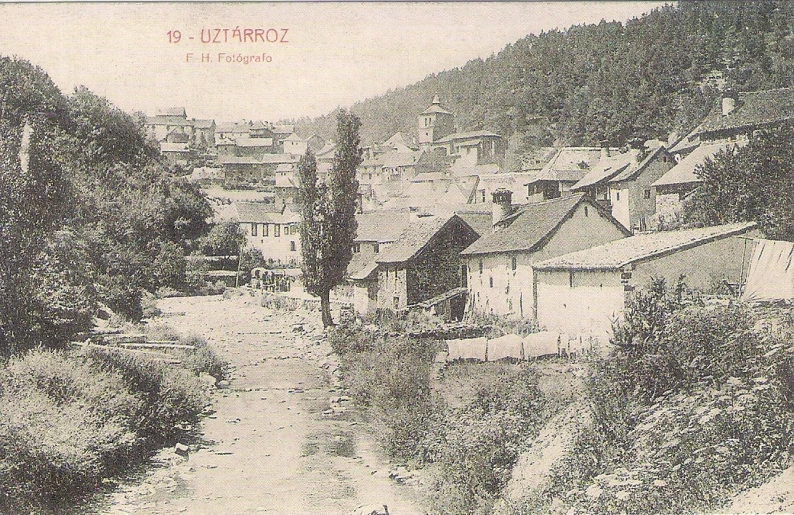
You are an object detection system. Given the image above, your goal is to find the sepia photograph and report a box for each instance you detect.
[0,1,792,514]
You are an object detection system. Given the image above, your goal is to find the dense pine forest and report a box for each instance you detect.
[292,1,792,159]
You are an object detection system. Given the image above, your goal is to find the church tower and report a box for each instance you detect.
[417,95,455,150]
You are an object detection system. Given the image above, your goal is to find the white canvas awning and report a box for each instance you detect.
[742,239,794,302]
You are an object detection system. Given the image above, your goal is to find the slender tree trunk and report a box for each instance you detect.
[320,289,334,328]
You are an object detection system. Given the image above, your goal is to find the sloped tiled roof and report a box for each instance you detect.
[384,132,415,151]
[148,115,192,126]
[236,137,274,147]
[434,130,500,144]
[249,120,267,130]
[276,163,294,173]
[420,97,453,116]
[233,200,289,223]
[527,147,606,185]
[260,153,299,164]
[377,215,455,264]
[160,107,186,117]
[284,133,304,142]
[218,155,261,165]
[652,141,746,188]
[610,147,669,183]
[347,253,379,281]
[696,88,794,136]
[193,119,215,129]
[454,210,493,237]
[572,151,637,190]
[354,210,412,243]
[461,194,626,256]
[534,222,756,271]
[273,124,295,134]
[275,175,296,188]
[382,151,419,168]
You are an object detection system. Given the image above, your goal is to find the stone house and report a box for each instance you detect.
[524,147,606,202]
[460,191,630,318]
[652,141,746,219]
[283,133,308,155]
[532,222,758,338]
[572,145,675,232]
[376,214,480,311]
[234,201,301,265]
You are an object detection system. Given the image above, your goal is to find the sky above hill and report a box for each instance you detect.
[0,2,666,123]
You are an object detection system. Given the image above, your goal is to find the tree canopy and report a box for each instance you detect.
[684,125,794,241]
[298,110,362,327]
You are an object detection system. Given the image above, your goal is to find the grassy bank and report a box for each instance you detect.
[520,281,794,514]
[0,329,227,513]
[329,313,568,514]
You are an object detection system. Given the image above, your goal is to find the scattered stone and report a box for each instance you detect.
[174,443,189,457]
[217,380,231,389]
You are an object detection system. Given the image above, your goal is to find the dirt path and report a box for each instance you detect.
[97,293,426,515]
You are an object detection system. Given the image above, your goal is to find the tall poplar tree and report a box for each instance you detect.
[297,110,362,327]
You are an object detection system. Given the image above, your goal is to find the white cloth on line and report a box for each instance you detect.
[523,331,560,358]
[487,333,524,361]
[742,239,794,302]
[446,337,487,361]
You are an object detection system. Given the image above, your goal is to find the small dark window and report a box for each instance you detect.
[644,189,651,199]
[353,243,361,253]
[511,256,517,271]
[479,260,483,274]
[569,271,574,288]
[489,277,494,288]
[251,223,257,236]
[262,224,268,236]
[616,192,621,201]
[373,243,380,253]
[584,206,589,217]
[274,225,280,237]
[289,241,296,252]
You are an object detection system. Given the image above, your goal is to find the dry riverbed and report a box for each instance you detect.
[93,292,426,515]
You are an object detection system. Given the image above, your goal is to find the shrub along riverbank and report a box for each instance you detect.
[329,313,562,515]
[0,330,226,513]
[329,284,794,514]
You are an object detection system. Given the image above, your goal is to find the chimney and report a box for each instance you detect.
[722,89,737,116]
[600,144,610,160]
[492,188,513,229]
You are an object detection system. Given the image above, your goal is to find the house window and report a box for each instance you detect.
[479,260,483,274]
[584,206,589,217]
[644,189,651,199]
[274,225,280,237]
[373,243,380,253]
[290,241,296,252]
[511,256,517,271]
[263,224,268,236]
[284,225,290,235]
[251,223,257,236]
[569,271,574,288]
[353,243,361,253]
[616,191,621,201]
[489,277,494,288]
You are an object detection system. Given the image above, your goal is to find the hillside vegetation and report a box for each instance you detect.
[292,1,792,155]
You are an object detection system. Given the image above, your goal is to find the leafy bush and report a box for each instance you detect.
[176,333,229,381]
[80,346,208,443]
[430,368,547,515]
[546,279,794,514]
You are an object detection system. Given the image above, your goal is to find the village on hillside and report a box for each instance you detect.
[154,85,794,343]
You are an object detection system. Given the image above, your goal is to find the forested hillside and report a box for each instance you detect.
[0,57,213,355]
[291,1,792,154]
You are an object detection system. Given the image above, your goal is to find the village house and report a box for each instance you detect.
[669,88,793,158]
[571,144,675,232]
[146,107,215,153]
[306,134,326,153]
[272,124,295,152]
[376,214,480,313]
[532,222,758,338]
[334,210,414,314]
[652,141,746,219]
[233,201,301,265]
[460,191,630,318]
[654,87,792,216]
[525,147,606,202]
[283,133,308,155]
